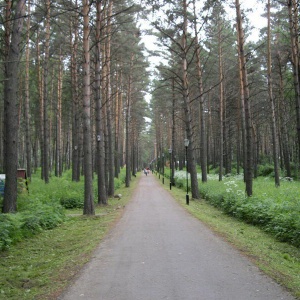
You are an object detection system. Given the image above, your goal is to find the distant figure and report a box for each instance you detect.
[144,168,147,176]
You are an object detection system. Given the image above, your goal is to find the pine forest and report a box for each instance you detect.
[0,0,300,245]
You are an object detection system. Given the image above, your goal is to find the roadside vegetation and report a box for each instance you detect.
[159,169,300,298]
[0,170,139,299]
[169,169,300,248]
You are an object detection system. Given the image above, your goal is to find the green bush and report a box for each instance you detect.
[60,194,83,209]
[265,209,300,247]
[21,203,65,237]
[174,171,300,248]
[0,203,65,250]
[21,214,43,236]
[0,214,22,251]
[257,164,274,177]
[0,168,128,251]
[114,177,123,190]
[175,178,184,189]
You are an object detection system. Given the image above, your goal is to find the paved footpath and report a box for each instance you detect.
[59,173,296,300]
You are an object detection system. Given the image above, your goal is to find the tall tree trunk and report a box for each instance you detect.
[96,0,107,205]
[131,126,137,177]
[82,0,95,215]
[25,1,31,179]
[218,20,224,182]
[182,0,199,199]
[3,0,26,213]
[125,55,133,188]
[236,0,253,196]
[114,72,122,178]
[36,28,44,179]
[277,55,291,177]
[267,0,280,186]
[105,0,114,197]
[55,49,63,177]
[1,0,12,173]
[287,0,300,170]
[70,4,80,182]
[192,0,207,183]
[43,0,50,183]
[171,77,176,185]
[101,3,109,194]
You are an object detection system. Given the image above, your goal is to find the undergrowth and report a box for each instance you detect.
[171,170,300,248]
[0,169,127,251]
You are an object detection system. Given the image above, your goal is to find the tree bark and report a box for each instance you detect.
[96,0,107,205]
[267,0,280,186]
[70,3,81,182]
[235,0,253,196]
[55,49,63,177]
[36,27,44,180]
[25,1,31,180]
[287,0,300,170]
[105,0,115,197]
[3,0,26,213]
[182,0,199,199]
[277,54,291,177]
[43,0,51,183]
[125,55,133,188]
[218,19,224,181]
[82,0,95,215]
[192,0,207,183]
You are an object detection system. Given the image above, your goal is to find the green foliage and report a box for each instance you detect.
[114,169,126,190]
[0,203,65,250]
[59,194,83,209]
[174,171,300,248]
[257,164,274,177]
[0,168,129,251]
[0,214,23,251]
[21,203,65,237]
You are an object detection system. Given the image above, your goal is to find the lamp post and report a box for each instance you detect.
[162,153,164,184]
[168,148,172,190]
[158,156,160,178]
[184,138,189,205]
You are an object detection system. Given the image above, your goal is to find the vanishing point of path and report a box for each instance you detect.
[59,173,295,300]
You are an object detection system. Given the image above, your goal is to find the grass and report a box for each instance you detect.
[158,176,300,299]
[0,174,140,300]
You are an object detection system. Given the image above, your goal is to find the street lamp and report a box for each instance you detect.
[168,148,172,190]
[158,156,160,178]
[184,138,189,205]
[162,153,165,184]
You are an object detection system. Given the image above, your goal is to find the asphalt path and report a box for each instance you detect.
[59,173,295,300]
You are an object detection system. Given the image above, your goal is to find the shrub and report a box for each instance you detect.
[0,203,66,250]
[174,171,300,248]
[0,214,22,251]
[114,177,122,190]
[60,194,83,209]
[21,203,65,236]
[258,164,274,177]
[265,209,300,247]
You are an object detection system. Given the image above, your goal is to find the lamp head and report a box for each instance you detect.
[184,139,189,147]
